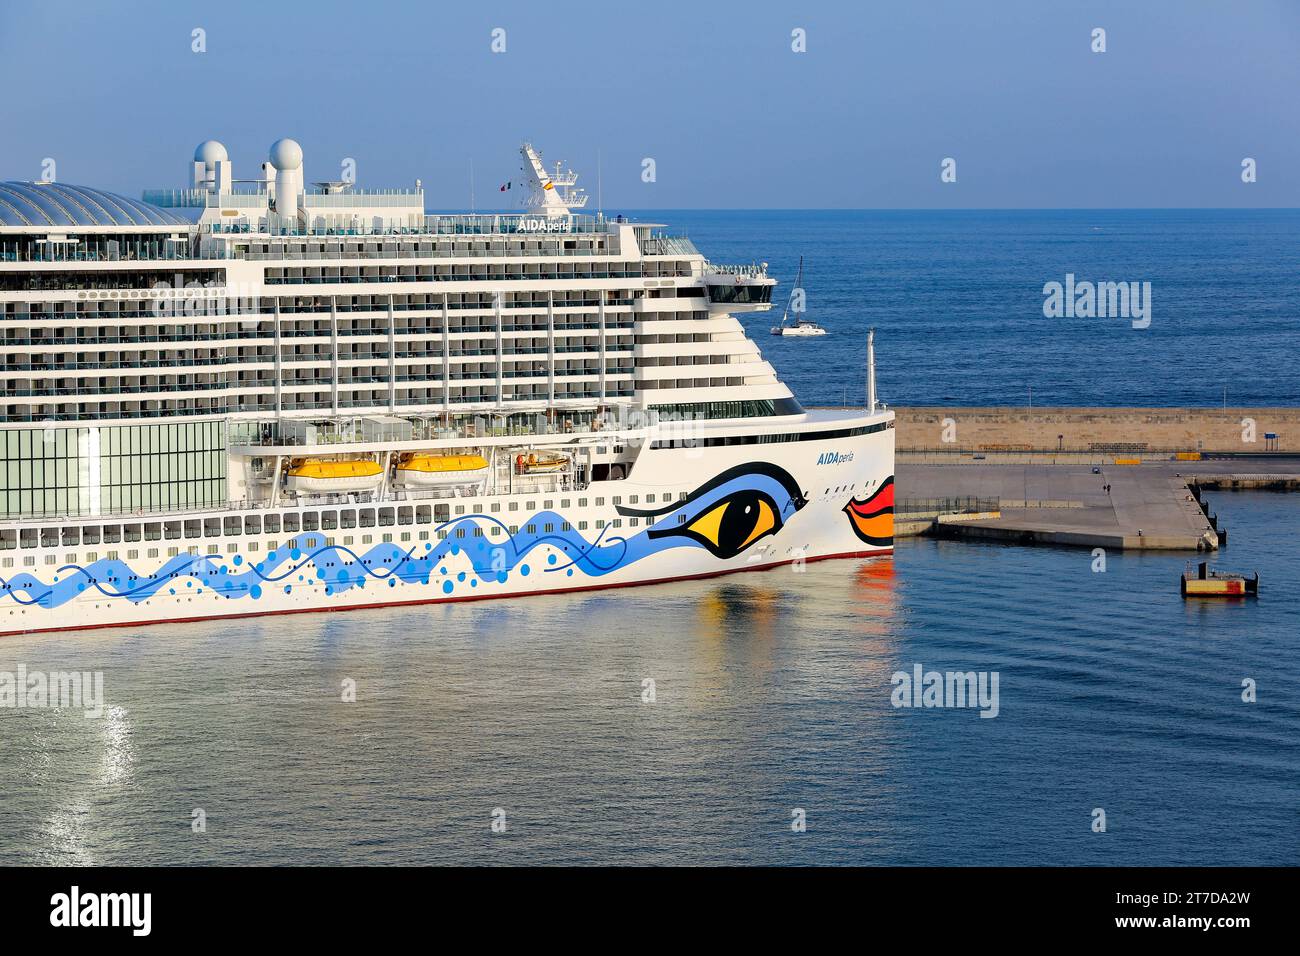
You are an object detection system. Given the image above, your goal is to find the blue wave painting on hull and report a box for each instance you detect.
[0,463,806,610]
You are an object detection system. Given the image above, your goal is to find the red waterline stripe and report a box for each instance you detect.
[0,547,893,638]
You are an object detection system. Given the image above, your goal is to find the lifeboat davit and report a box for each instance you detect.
[395,453,489,488]
[516,452,570,475]
[286,458,384,495]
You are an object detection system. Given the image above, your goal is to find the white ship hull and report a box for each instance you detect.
[0,139,889,638]
[0,414,894,636]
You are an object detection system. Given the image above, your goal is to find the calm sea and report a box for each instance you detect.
[1,489,1295,866]
[653,209,1300,408]
[0,210,1296,865]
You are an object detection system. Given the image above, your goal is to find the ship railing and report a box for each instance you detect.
[895,497,1001,517]
[704,262,769,279]
[2,479,597,528]
[638,236,698,256]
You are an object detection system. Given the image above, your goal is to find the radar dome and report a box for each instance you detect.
[269,138,303,171]
[194,140,229,163]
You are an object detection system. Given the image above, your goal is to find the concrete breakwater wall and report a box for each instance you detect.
[893,407,1299,454]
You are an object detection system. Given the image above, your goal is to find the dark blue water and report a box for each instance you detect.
[640,209,1300,408]
[1,491,1295,865]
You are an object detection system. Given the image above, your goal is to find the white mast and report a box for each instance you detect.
[781,255,804,328]
[867,327,877,412]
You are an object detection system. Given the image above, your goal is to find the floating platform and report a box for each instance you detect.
[1181,562,1259,598]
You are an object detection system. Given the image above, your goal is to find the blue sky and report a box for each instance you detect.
[1,0,1296,208]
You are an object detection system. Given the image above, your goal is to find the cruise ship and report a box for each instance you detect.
[0,140,894,635]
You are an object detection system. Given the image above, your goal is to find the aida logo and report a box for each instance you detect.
[817,451,855,465]
[517,217,571,233]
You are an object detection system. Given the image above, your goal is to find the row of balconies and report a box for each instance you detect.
[0,368,641,399]
[0,344,637,372]
[0,387,643,422]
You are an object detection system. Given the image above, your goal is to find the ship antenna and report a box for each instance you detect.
[867,327,878,413]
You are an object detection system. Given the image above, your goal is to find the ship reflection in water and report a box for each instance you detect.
[0,493,1296,865]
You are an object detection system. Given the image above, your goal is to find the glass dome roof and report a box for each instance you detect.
[0,181,187,227]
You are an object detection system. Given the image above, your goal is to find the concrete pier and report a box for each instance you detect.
[881,406,1300,550]
[894,406,1297,455]
[899,463,1208,549]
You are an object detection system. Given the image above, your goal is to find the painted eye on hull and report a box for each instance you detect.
[674,490,781,559]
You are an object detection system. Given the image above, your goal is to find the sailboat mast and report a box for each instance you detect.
[782,255,803,326]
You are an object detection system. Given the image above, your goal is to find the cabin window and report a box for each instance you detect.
[186,521,202,539]
[415,506,431,525]
[302,512,319,532]
[103,526,122,544]
[359,509,376,528]
[283,514,300,533]
[124,524,142,542]
[398,507,413,526]
[245,516,261,535]
[321,511,337,530]
[378,508,395,527]
[341,509,357,529]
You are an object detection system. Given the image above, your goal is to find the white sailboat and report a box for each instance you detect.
[771,255,827,336]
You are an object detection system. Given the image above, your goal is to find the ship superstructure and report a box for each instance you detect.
[0,140,894,635]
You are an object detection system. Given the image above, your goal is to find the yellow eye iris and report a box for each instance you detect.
[681,492,779,558]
